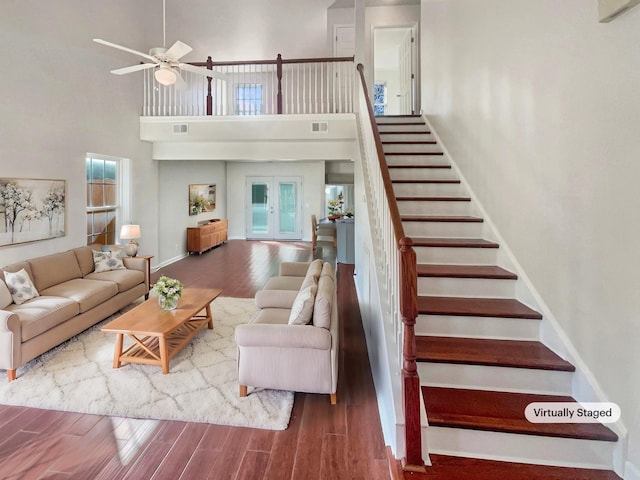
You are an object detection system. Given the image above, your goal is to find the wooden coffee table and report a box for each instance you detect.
[102,288,222,374]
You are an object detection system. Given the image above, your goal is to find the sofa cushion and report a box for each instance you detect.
[0,280,12,309]
[4,269,39,305]
[28,250,82,291]
[40,278,118,313]
[85,269,144,293]
[313,275,334,329]
[262,276,305,291]
[73,245,101,277]
[307,259,323,279]
[92,250,126,273]
[255,289,298,309]
[288,284,317,325]
[6,296,79,342]
[251,308,291,325]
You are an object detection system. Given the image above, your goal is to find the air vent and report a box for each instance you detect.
[172,123,189,134]
[311,121,329,133]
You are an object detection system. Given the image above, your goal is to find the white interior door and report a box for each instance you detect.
[246,176,302,240]
[398,28,413,115]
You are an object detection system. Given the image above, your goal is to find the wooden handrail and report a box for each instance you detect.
[356,63,424,472]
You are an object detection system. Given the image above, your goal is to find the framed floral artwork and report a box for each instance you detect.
[189,184,216,216]
[0,178,66,247]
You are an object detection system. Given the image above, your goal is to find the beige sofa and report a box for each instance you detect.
[235,259,339,404]
[0,245,149,381]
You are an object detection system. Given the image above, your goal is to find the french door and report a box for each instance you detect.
[246,176,302,240]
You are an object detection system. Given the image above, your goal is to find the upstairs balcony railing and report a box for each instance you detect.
[143,54,355,117]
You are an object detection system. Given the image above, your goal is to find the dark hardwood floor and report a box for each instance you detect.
[0,240,390,480]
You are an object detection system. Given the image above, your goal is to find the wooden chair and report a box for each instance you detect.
[312,214,337,251]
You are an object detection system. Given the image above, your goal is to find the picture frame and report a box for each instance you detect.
[189,183,216,216]
[0,178,66,247]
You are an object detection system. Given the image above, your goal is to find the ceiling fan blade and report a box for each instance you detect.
[110,63,157,75]
[93,38,157,62]
[178,63,225,80]
[165,40,192,61]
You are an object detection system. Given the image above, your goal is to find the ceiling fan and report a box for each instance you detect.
[94,0,214,88]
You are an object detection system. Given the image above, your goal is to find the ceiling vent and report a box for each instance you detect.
[311,121,329,133]
[173,123,189,134]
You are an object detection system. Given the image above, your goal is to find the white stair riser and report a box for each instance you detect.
[377,124,430,133]
[398,200,472,216]
[380,133,436,142]
[403,221,484,239]
[383,144,443,154]
[377,117,423,124]
[387,156,451,166]
[415,313,540,341]
[415,246,498,265]
[425,426,615,470]
[418,362,572,396]
[390,169,457,181]
[393,183,464,196]
[418,276,515,298]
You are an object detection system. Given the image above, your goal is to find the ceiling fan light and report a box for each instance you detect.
[155,66,177,86]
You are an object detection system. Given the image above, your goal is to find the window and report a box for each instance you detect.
[373,83,386,116]
[236,84,263,115]
[86,154,121,245]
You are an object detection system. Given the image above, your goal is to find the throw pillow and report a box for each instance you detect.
[3,269,39,305]
[288,284,317,326]
[0,280,13,309]
[92,250,126,273]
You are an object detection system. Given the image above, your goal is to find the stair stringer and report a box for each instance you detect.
[420,114,627,475]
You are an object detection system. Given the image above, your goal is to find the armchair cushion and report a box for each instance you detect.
[288,284,317,325]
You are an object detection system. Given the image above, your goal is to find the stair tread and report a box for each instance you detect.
[388,164,450,168]
[422,386,618,442]
[417,264,517,279]
[393,179,461,184]
[416,336,573,371]
[396,196,471,202]
[382,140,437,144]
[401,215,482,222]
[379,130,432,135]
[418,295,543,319]
[412,238,499,248]
[404,454,622,480]
[384,151,444,155]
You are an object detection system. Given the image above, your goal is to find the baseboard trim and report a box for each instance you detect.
[625,461,640,480]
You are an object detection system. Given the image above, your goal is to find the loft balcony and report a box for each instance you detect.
[140,54,358,161]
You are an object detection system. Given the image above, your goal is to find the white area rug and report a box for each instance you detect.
[0,297,294,430]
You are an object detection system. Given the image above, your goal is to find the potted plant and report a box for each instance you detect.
[150,275,184,310]
[327,200,342,220]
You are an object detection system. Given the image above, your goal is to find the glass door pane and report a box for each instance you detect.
[278,182,296,234]
[246,178,272,239]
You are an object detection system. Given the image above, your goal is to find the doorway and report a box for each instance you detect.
[246,176,303,240]
[373,26,417,115]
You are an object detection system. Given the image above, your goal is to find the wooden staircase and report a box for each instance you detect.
[377,115,621,479]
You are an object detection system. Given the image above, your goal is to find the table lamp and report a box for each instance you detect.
[120,224,141,257]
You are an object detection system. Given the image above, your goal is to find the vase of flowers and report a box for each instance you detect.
[150,276,184,310]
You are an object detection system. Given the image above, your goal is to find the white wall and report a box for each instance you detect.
[421,0,640,456]
[156,161,227,265]
[0,0,156,267]
[226,161,326,240]
[167,0,335,61]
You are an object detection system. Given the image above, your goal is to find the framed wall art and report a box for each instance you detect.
[0,178,66,247]
[189,183,216,216]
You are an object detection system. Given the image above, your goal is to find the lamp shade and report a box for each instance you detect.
[120,224,141,240]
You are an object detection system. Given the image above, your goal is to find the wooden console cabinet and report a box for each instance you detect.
[187,219,228,254]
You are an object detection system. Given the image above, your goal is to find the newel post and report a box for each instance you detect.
[399,237,426,472]
[276,53,283,114]
[206,56,213,116]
